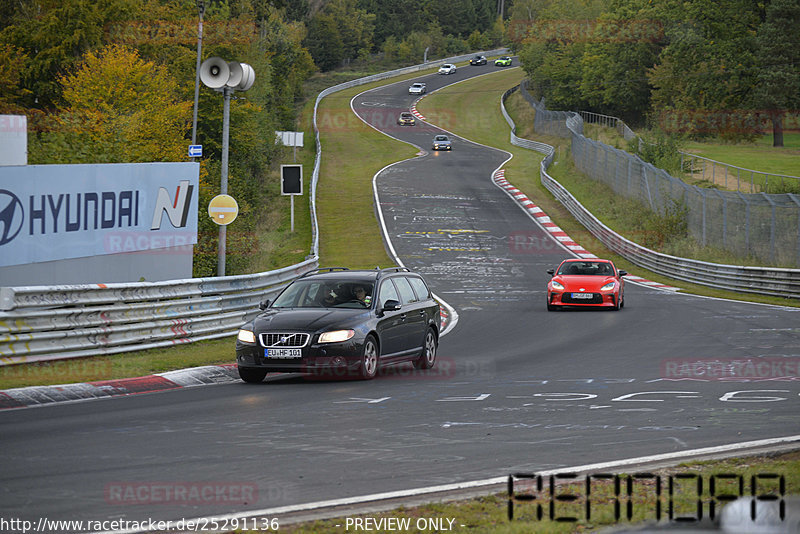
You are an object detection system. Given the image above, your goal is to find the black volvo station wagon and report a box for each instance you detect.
[235,267,441,382]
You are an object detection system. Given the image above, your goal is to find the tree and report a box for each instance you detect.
[426,0,477,38]
[359,0,431,44]
[755,0,800,147]
[321,0,376,61]
[30,45,190,164]
[579,0,662,122]
[0,44,29,113]
[0,0,139,109]
[515,0,608,109]
[305,13,345,71]
[646,0,761,139]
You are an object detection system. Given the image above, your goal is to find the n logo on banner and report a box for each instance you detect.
[150,180,194,230]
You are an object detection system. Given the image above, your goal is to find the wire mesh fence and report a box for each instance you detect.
[519,81,800,267]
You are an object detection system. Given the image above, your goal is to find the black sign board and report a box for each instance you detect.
[281,164,302,195]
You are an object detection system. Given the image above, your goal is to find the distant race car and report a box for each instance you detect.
[408,82,427,95]
[397,111,416,126]
[438,63,457,75]
[494,56,513,67]
[546,258,627,311]
[432,134,452,151]
[470,55,487,66]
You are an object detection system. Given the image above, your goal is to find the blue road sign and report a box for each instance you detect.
[188,145,203,158]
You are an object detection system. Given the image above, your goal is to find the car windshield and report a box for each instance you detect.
[272,279,375,308]
[411,83,423,87]
[557,262,614,276]
[434,135,448,141]
[401,112,412,117]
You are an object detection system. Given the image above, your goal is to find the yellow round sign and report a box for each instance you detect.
[208,194,239,225]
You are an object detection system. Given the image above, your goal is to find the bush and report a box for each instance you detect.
[629,130,684,175]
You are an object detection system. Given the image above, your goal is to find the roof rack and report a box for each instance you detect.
[376,267,410,280]
[299,267,350,278]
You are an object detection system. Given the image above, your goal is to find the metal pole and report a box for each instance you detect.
[191,2,205,151]
[218,86,231,276]
[292,131,297,233]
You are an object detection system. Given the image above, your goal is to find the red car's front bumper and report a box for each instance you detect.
[547,290,620,308]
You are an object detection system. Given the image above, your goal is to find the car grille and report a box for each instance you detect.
[259,333,310,348]
[561,293,603,304]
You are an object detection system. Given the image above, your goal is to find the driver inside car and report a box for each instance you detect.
[352,285,372,306]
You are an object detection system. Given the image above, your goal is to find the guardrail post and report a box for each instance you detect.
[701,188,707,247]
[714,189,728,250]
[762,193,777,263]
[735,191,751,256]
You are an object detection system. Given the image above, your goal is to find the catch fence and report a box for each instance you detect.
[518,81,800,268]
[501,85,800,298]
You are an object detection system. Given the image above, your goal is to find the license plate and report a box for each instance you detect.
[571,293,593,299]
[266,348,302,359]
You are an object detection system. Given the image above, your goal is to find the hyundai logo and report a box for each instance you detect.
[0,189,24,246]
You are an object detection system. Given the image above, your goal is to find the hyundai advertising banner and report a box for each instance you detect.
[0,162,199,267]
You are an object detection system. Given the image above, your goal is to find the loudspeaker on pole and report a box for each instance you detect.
[236,63,255,91]
[226,61,243,88]
[199,57,230,89]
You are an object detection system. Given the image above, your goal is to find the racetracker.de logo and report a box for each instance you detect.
[661,358,800,380]
[105,482,258,505]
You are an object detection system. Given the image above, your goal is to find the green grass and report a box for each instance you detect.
[681,135,800,193]
[257,451,800,533]
[683,134,800,178]
[0,337,234,389]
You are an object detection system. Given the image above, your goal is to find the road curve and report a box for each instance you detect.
[1,64,799,531]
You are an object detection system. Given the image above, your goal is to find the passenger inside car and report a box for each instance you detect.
[320,286,340,307]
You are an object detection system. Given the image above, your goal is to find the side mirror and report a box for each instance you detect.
[382,299,401,312]
[546,268,554,276]
[258,299,270,310]
[618,270,627,277]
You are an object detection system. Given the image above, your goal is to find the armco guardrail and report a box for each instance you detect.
[1,50,506,366]
[0,259,318,365]
[501,86,800,299]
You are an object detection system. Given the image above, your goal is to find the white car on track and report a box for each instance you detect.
[438,63,457,75]
[408,82,427,95]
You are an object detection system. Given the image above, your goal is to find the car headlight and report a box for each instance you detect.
[318,329,355,344]
[238,329,256,343]
[550,280,564,290]
[600,281,616,291]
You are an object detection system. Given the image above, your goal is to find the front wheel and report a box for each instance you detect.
[359,335,379,380]
[238,367,267,383]
[413,328,438,370]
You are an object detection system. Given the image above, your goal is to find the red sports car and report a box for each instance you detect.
[546,259,627,311]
